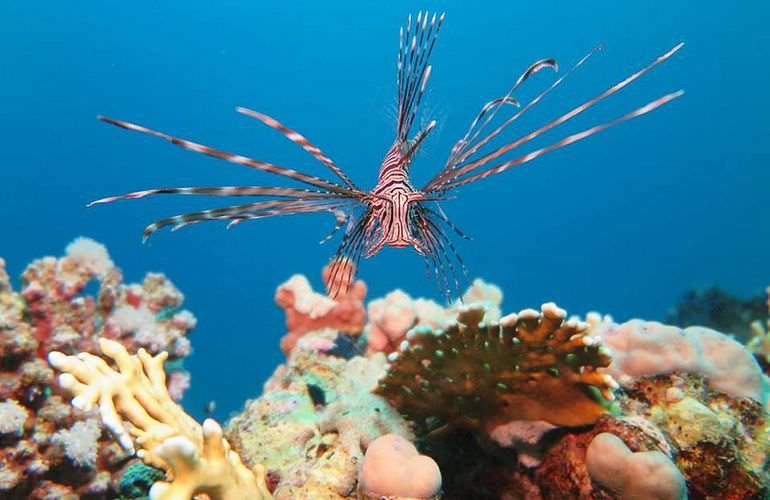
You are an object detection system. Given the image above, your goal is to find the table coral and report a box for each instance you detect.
[275,259,367,355]
[0,239,196,498]
[376,303,617,430]
[49,338,272,499]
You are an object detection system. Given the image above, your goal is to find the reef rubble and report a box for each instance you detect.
[4,238,769,499]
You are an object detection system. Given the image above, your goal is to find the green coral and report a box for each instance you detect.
[375,303,618,429]
[117,461,166,499]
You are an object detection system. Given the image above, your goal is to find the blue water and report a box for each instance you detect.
[2,1,768,421]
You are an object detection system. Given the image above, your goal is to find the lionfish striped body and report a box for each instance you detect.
[92,12,683,299]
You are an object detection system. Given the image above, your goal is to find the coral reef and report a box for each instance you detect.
[227,330,411,498]
[365,278,502,355]
[8,248,767,500]
[0,239,195,498]
[667,285,767,342]
[376,303,617,430]
[590,317,767,403]
[49,338,271,499]
[748,287,770,371]
[275,260,367,355]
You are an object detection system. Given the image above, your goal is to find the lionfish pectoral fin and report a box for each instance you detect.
[235,107,359,191]
[427,42,684,192]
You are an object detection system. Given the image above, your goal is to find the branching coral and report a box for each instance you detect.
[365,278,502,355]
[748,286,770,368]
[0,239,196,497]
[48,338,272,499]
[376,303,618,431]
[275,260,367,355]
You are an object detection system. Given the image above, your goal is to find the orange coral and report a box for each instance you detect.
[275,260,366,355]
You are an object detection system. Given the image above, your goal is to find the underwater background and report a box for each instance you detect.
[1,0,768,424]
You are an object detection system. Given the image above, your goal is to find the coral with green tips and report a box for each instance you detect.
[117,461,166,500]
[375,303,618,430]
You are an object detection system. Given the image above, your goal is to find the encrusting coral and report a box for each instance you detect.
[227,329,411,498]
[376,303,618,430]
[48,338,272,500]
[275,259,367,355]
[0,238,195,498]
[590,316,768,404]
[359,433,442,500]
[586,432,686,499]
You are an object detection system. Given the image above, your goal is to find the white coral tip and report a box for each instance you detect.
[387,352,400,362]
[47,351,67,368]
[518,308,539,320]
[202,418,222,437]
[500,313,518,327]
[541,302,566,319]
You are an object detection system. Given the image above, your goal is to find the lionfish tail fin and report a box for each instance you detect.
[396,11,445,142]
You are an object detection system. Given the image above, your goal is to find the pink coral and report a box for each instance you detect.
[275,259,367,355]
[365,278,503,355]
[0,238,196,497]
[593,319,766,403]
[359,433,442,500]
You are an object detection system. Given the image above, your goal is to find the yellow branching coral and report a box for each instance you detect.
[375,303,618,430]
[48,338,272,500]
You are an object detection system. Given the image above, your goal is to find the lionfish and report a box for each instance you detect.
[92,12,683,299]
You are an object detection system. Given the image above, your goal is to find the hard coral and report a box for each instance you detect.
[0,239,196,498]
[666,285,767,342]
[748,286,770,370]
[586,432,686,500]
[619,373,769,499]
[227,330,411,499]
[592,318,767,403]
[359,433,442,500]
[376,303,617,431]
[49,338,271,499]
[365,278,502,355]
[275,260,367,356]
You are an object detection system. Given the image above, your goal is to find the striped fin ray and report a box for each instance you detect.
[235,107,359,191]
[447,58,559,168]
[425,46,602,192]
[97,115,358,196]
[439,89,684,191]
[141,198,354,241]
[327,210,373,298]
[397,11,444,142]
[88,186,344,206]
[427,43,683,193]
